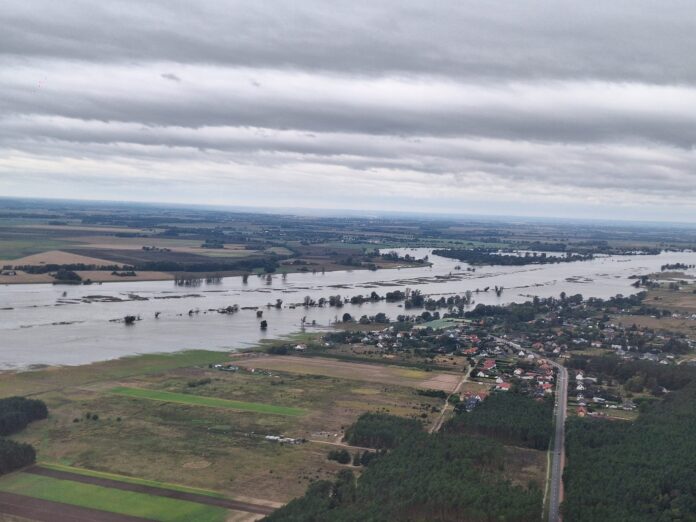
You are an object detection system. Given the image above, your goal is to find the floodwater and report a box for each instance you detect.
[1,248,695,369]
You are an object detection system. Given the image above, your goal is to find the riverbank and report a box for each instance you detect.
[0,261,429,285]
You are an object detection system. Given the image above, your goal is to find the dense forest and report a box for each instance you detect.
[266,418,542,522]
[432,248,593,266]
[563,375,696,521]
[445,392,553,450]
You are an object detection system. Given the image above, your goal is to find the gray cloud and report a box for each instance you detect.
[1,1,696,220]
[160,73,181,82]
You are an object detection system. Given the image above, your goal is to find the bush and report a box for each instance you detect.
[0,438,35,475]
[0,397,48,436]
[327,449,351,464]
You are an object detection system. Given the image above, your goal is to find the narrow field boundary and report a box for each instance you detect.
[26,466,275,516]
[110,386,306,416]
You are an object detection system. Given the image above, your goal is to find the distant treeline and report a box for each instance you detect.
[136,258,281,273]
[661,263,693,271]
[265,414,542,522]
[446,392,554,450]
[432,248,593,266]
[17,263,123,274]
[14,258,283,274]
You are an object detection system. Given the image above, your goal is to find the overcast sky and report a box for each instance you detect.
[2,1,696,221]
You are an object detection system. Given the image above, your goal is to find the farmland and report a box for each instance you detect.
[0,200,432,284]
[110,387,307,416]
[0,471,229,522]
[234,355,463,391]
[4,349,444,506]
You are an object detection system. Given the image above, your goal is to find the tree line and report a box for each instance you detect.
[432,248,593,266]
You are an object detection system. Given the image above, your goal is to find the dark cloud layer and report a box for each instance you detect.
[1,1,696,220]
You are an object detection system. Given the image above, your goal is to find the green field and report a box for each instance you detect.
[0,238,74,259]
[0,473,227,522]
[110,386,307,416]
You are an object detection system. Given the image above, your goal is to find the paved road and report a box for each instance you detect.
[546,359,568,522]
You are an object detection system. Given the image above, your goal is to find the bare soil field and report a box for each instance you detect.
[67,235,255,257]
[1,250,120,267]
[77,270,172,283]
[235,355,462,391]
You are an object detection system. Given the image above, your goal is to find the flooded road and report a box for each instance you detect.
[1,248,695,369]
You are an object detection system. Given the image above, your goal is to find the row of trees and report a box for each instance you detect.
[432,248,593,266]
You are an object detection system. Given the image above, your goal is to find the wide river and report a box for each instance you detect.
[2,248,696,369]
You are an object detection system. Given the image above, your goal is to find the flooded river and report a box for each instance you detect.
[2,248,696,369]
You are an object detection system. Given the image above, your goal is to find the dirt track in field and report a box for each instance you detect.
[0,491,151,522]
[25,466,275,516]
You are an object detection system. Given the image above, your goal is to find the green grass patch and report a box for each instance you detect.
[0,350,232,398]
[0,473,227,522]
[39,463,228,499]
[414,318,464,330]
[110,387,307,416]
[0,239,74,259]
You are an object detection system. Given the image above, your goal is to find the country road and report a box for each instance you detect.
[430,374,468,434]
[546,359,568,522]
[490,336,568,521]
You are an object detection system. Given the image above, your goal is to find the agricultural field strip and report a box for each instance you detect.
[235,356,462,392]
[0,472,228,522]
[0,491,152,522]
[110,386,306,416]
[26,465,275,515]
[40,463,228,499]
